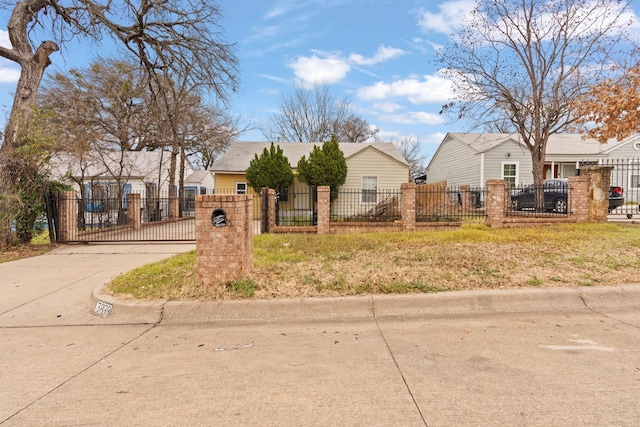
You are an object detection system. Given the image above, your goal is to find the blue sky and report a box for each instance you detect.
[1,0,639,164]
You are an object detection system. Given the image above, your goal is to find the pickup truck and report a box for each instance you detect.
[609,186,624,212]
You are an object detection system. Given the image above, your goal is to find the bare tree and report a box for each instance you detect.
[262,84,377,142]
[39,58,158,225]
[390,137,428,181]
[186,106,246,170]
[334,115,379,143]
[41,58,150,151]
[0,0,238,245]
[438,0,632,200]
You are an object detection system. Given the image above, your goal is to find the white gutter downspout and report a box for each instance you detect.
[480,153,485,187]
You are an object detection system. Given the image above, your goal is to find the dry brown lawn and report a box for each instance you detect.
[0,243,57,263]
[108,223,640,301]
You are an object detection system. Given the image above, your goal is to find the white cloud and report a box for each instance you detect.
[357,73,455,104]
[288,54,351,87]
[348,46,408,66]
[258,74,290,84]
[288,44,407,87]
[425,132,447,146]
[372,102,403,113]
[264,0,304,19]
[0,63,20,84]
[417,0,476,34]
[379,111,445,125]
[0,30,10,48]
[0,32,20,84]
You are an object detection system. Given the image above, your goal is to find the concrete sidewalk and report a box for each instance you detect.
[2,243,640,426]
[0,243,195,326]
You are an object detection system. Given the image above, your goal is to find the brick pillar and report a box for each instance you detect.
[169,196,179,219]
[260,188,268,233]
[401,183,416,231]
[127,193,141,229]
[57,191,78,242]
[317,186,330,234]
[459,185,471,211]
[485,180,509,228]
[196,194,253,284]
[267,188,277,231]
[568,175,589,223]
[580,166,614,222]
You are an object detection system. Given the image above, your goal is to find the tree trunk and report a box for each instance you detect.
[0,40,58,246]
[179,146,187,217]
[169,147,178,196]
[531,143,547,212]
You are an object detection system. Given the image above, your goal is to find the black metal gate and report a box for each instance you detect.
[44,191,61,243]
[580,158,640,219]
[46,191,265,243]
[46,192,196,243]
[275,187,317,226]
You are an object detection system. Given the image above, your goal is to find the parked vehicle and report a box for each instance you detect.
[608,186,624,212]
[511,179,568,213]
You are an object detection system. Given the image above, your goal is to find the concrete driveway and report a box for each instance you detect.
[1,243,639,426]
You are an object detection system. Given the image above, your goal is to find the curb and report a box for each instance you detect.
[91,283,640,324]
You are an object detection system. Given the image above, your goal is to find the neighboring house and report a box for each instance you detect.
[426,132,640,189]
[50,150,215,203]
[211,141,410,212]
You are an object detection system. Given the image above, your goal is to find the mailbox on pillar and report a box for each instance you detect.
[211,209,226,227]
[196,195,253,284]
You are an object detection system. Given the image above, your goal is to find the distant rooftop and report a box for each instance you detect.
[211,141,408,172]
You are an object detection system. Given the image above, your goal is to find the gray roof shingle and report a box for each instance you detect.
[211,142,408,172]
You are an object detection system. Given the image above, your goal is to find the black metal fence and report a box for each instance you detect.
[276,189,316,226]
[416,185,486,222]
[505,181,571,217]
[330,188,402,222]
[580,158,640,219]
[76,195,195,242]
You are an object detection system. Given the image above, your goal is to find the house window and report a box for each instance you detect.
[362,176,377,203]
[561,164,577,178]
[85,182,131,211]
[277,187,289,202]
[200,187,207,195]
[631,175,640,188]
[182,187,197,212]
[236,182,247,194]
[501,162,518,186]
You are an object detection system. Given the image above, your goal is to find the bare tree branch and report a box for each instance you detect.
[262,84,377,143]
[439,0,632,193]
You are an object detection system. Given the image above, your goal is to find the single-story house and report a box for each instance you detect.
[211,141,409,212]
[426,132,640,188]
[50,150,215,202]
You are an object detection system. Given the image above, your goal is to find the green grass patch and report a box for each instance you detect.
[226,279,258,298]
[527,276,543,286]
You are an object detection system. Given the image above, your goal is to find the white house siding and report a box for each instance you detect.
[426,136,483,187]
[482,141,533,186]
[51,151,206,199]
[429,133,640,205]
[342,147,409,189]
[333,147,409,217]
[185,171,215,194]
[603,136,640,158]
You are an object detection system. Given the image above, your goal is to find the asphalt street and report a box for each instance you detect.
[1,243,639,426]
